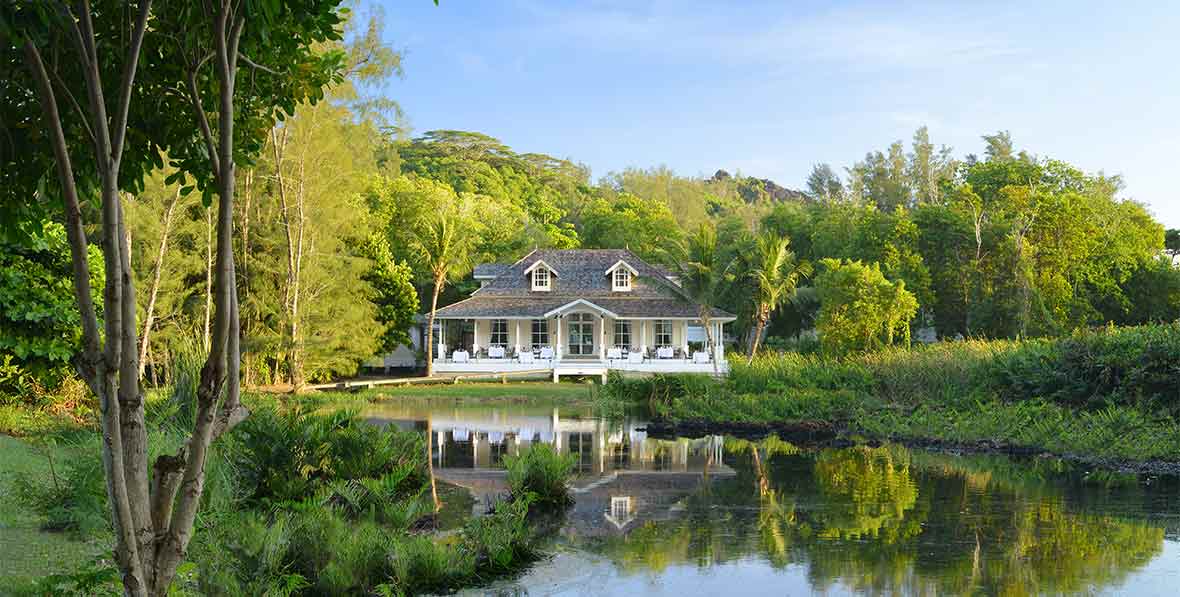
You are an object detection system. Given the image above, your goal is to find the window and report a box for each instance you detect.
[612,268,631,291]
[532,267,550,291]
[531,319,549,347]
[490,319,508,347]
[610,496,632,519]
[614,320,632,348]
[654,320,673,347]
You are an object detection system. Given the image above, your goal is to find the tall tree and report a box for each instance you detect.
[745,233,812,362]
[806,163,845,204]
[667,223,737,374]
[412,196,479,377]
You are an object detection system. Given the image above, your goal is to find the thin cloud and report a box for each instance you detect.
[511,1,1025,71]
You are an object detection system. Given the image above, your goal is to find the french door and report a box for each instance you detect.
[567,313,594,356]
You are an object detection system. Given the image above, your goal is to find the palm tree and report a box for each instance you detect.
[411,201,476,377]
[668,223,737,375]
[745,233,812,363]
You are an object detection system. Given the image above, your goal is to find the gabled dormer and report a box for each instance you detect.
[605,260,638,292]
[523,259,557,292]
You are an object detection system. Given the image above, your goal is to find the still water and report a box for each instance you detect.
[363,397,1180,596]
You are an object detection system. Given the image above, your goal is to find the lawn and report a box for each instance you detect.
[323,379,596,402]
[0,435,110,593]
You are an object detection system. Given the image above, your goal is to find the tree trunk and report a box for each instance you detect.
[747,308,769,365]
[272,127,305,390]
[151,7,248,594]
[22,3,155,591]
[203,207,213,352]
[700,307,718,375]
[240,169,253,387]
[139,188,180,378]
[425,275,444,377]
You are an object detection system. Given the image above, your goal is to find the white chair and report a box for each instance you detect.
[453,350,470,363]
[539,346,554,360]
[627,351,644,364]
[488,346,505,359]
[519,351,535,364]
[607,347,623,362]
[692,351,710,364]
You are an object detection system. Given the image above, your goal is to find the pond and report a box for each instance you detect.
[362,397,1180,596]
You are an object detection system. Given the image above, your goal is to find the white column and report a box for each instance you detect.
[714,322,724,362]
[514,320,521,354]
[640,320,646,354]
[472,319,479,354]
[682,320,689,359]
[555,316,562,359]
[599,315,606,360]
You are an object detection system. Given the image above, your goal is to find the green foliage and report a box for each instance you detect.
[504,444,576,508]
[0,222,103,400]
[580,193,684,264]
[230,407,426,507]
[361,235,420,353]
[814,259,919,355]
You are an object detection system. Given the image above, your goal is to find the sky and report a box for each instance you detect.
[369,0,1180,227]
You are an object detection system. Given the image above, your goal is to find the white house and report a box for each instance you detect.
[431,249,735,379]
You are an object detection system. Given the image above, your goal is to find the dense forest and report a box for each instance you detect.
[4,14,1179,397]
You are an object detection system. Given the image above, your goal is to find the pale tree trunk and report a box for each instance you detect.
[22,3,154,593]
[425,274,444,377]
[271,127,306,390]
[240,169,254,387]
[202,207,213,352]
[152,5,250,593]
[138,188,181,378]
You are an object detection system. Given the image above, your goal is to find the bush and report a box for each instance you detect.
[504,444,576,508]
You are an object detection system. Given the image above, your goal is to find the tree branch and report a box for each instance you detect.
[237,52,277,74]
[110,0,153,161]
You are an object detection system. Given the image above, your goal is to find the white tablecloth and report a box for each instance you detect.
[519,352,535,364]
[488,346,505,359]
[656,346,674,359]
[539,347,554,360]
[607,348,623,360]
[453,350,469,363]
[692,351,710,364]
[627,351,644,364]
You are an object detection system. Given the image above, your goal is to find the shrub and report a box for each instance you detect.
[504,444,576,508]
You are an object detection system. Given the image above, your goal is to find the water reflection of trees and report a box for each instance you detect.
[588,440,1166,595]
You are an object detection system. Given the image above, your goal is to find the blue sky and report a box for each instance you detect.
[369,0,1180,227]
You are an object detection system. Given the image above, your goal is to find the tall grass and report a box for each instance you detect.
[504,443,576,508]
[605,324,1180,462]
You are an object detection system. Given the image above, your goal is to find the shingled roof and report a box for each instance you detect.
[435,249,735,320]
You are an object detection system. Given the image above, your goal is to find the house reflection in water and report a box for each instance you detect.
[369,408,733,536]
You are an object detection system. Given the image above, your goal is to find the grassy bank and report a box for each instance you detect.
[605,323,1180,463]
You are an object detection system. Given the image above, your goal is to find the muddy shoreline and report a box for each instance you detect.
[642,419,1180,477]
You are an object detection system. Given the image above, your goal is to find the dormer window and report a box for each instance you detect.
[533,267,551,291]
[525,259,558,292]
[613,268,631,291]
[606,260,638,292]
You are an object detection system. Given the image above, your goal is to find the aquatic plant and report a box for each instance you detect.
[503,443,577,508]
